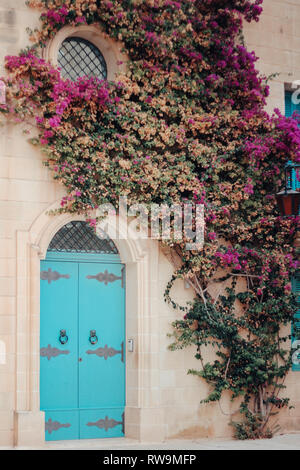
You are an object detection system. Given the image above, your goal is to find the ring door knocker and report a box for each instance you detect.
[59,329,68,345]
[89,330,98,345]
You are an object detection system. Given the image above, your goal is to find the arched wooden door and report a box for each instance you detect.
[40,222,125,441]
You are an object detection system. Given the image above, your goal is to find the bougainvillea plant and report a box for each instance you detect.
[1,0,299,439]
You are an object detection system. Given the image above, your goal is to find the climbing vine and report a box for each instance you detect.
[1,0,299,438]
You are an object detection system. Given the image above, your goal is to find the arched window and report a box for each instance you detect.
[47,221,118,254]
[58,37,107,81]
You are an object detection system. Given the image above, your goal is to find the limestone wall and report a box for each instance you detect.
[0,0,63,446]
[0,0,299,446]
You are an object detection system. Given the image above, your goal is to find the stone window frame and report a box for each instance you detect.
[42,24,127,81]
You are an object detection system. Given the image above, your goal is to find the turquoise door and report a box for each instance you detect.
[40,251,125,441]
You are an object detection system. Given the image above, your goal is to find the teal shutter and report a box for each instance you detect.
[284,91,300,197]
[286,93,300,366]
[285,91,293,118]
[292,275,300,371]
[292,168,300,191]
[285,90,300,119]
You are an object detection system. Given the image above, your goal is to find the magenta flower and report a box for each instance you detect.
[75,16,86,24]
[208,232,216,241]
[49,116,61,128]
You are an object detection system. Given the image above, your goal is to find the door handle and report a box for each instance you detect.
[89,330,98,345]
[59,329,68,345]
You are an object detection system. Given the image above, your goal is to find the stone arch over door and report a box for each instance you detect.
[14,201,164,446]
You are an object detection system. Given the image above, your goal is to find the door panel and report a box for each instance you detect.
[78,263,125,409]
[40,261,79,411]
[44,410,79,441]
[80,408,124,439]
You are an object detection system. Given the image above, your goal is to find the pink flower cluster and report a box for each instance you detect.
[145,31,160,43]
[215,248,242,270]
[180,47,203,61]
[46,5,68,25]
[164,0,181,9]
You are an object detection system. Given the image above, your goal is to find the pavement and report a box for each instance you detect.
[2,433,300,450]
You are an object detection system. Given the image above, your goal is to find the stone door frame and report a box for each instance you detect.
[14,201,165,446]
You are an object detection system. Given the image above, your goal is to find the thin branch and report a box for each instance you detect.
[224,354,231,380]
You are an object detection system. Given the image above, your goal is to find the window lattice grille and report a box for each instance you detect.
[58,37,107,81]
[48,221,118,254]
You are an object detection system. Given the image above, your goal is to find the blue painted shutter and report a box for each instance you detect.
[292,275,300,371]
[292,169,300,191]
[285,93,300,370]
[284,90,300,119]
[285,91,293,118]
[284,91,300,196]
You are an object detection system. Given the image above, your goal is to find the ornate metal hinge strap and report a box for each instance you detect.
[87,412,124,434]
[40,268,70,284]
[40,344,70,361]
[45,418,71,434]
[86,267,125,288]
[86,342,124,362]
